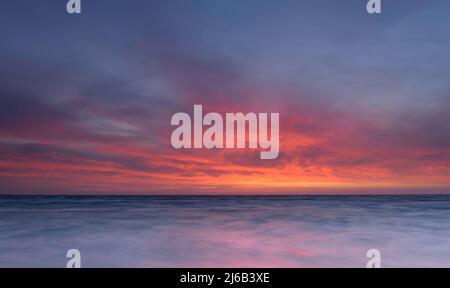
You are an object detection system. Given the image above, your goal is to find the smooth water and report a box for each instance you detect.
[0,196,449,267]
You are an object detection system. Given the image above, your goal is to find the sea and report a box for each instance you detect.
[0,195,449,267]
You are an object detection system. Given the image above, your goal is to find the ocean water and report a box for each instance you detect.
[0,195,449,268]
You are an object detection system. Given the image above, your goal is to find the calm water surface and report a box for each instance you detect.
[0,196,449,267]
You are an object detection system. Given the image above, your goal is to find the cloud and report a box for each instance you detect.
[0,1,450,194]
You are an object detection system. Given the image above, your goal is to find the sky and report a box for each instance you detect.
[0,0,449,194]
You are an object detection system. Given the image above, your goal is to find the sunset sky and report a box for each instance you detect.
[0,0,449,194]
